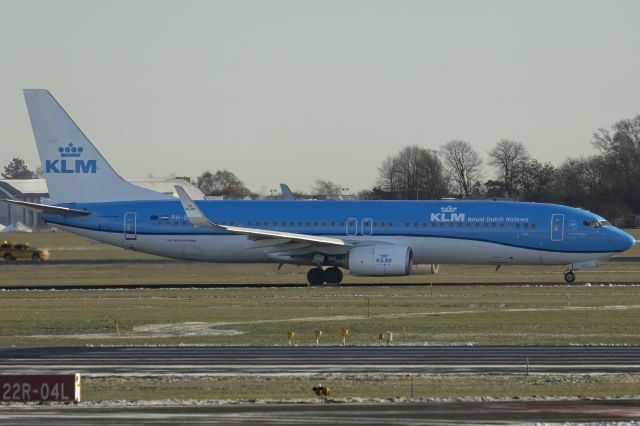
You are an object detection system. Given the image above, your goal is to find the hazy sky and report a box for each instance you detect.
[1,0,639,194]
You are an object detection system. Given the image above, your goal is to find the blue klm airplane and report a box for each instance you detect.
[5,89,636,285]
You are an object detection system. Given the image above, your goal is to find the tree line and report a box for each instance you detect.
[359,113,640,221]
[3,114,639,220]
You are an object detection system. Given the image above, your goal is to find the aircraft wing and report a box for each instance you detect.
[175,186,352,248]
[2,199,91,216]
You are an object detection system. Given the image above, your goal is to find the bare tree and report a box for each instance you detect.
[516,159,556,202]
[487,139,529,198]
[377,145,447,200]
[440,140,483,198]
[311,179,343,198]
[592,114,640,212]
[196,169,251,198]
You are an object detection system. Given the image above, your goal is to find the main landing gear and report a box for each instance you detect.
[307,267,343,286]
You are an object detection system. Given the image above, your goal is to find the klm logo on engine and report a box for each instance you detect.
[430,206,465,222]
[45,143,96,174]
[376,254,392,264]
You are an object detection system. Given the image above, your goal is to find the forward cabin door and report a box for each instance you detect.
[551,214,564,242]
[124,212,137,240]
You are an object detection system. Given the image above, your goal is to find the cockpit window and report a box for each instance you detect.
[583,220,610,228]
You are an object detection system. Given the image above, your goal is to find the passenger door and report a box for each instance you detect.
[551,214,564,242]
[124,212,137,240]
[361,218,373,236]
[346,218,358,236]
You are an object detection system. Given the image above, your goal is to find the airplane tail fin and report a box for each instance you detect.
[23,89,170,204]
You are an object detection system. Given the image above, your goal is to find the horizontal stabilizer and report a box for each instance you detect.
[2,199,90,216]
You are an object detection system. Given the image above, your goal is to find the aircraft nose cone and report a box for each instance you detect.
[618,230,636,252]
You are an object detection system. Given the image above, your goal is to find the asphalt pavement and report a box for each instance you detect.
[1,345,640,375]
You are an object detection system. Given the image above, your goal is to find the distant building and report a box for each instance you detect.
[0,179,48,228]
[0,178,204,228]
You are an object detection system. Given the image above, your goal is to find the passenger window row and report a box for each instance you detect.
[152,217,537,231]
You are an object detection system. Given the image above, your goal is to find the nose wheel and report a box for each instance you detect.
[307,267,343,286]
[563,270,576,283]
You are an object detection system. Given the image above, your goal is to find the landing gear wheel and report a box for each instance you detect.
[307,267,325,286]
[31,253,40,261]
[324,267,343,284]
[4,253,14,261]
[564,271,576,283]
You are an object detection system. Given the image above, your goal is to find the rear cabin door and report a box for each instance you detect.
[362,218,373,236]
[124,212,137,240]
[551,214,564,242]
[346,218,358,236]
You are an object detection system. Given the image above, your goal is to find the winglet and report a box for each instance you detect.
[175,185,223,230]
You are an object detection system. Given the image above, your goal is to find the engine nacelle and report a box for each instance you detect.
[348,245,413,276]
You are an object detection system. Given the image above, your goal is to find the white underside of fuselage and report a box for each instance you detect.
[57,225,614,267]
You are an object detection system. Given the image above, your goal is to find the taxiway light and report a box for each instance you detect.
[341,328,349,346]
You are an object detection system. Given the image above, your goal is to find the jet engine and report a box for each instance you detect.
[348,245,413,276]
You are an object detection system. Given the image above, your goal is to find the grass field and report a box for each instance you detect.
[2,284,640,346]
[84,373,640,401]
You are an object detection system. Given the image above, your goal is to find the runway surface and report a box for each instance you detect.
[2,345,640,376]
[1,400,640,425]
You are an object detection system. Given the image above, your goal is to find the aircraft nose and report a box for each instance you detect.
[616,230,636,252]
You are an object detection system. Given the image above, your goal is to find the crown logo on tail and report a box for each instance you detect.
[59,142,84,158]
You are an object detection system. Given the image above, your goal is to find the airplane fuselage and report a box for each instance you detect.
[44,199,634,266]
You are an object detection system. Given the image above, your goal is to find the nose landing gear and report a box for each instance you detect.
[562,260,598,284]
[307,267,343,286]
[563,270,576,283]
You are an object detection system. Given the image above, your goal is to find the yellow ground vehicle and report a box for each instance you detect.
[1,241,50,261]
